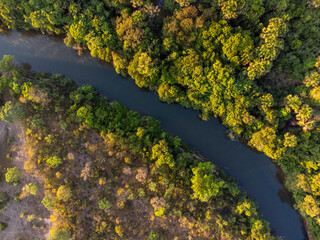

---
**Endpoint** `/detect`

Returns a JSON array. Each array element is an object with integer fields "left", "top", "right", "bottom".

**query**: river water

[{"left": 0, "top": 31, "right": 307, "bottom": 239}]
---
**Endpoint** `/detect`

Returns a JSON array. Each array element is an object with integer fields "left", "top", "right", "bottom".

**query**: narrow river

[{"left": 0, "top": 31, "right": 307, "bottom": 239}]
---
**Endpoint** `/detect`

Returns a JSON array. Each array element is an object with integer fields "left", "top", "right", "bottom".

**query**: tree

[
  {"left": 151, "top": 140, "right": 175, "bottom": 168},
  {"left": 99, "top": 199, "right": 111, "bottom": 210},
  {"left": 283, "top": 133, "right": 297, "bottom": 148},
  {"left": 249, "top": 127, "right": 283, "bottom": 159},
  {"left": 56, "top": 185, "right": 72, "bottom": 202},
  {"left": 46, "top": 156, "right": 62, "bottom": 167},
  {"left": 300, "top": 195, "right": 320, "bottom": 218},
  {"left": 42, "top": 195, "right": 54, "bottom": 210},
  {"left": 0, "top": 101, "right": 25, "bottom": 123},
  {"left": 236, "top": 200, "right": 257, "bottom": 217},
  {"left": 128, "top": 51, "right": 159, "bottom": 88},
  {"left": 115, "top": 9, "right": 147, "bottom": 50},
  {"left": 217, "top": 0, "right": 264, "bottom": 21},
  {"left": 222, "top": 32, "right": 254, "bottom": 66},
  {"left": 247, "top": 18, "right": 287, "bottom": 80},
  {"left": 20, "top": 183, "right": 38, "bottom": 199},
  {"left": 5, "top": 167, "right": 21, "bottom": 185},
  {"left": 296, "top": 104, "right": 314, "bottom": 131},
  {"left": 147, "top": 230, "right": 160, "bottom": 240},
  {"left": 47, "top": 229, "right": 71, "bottom": 240},
  {"left": 0, "top": 55, "right": 14, "bottom": 71},
  {"left": 23, "top": 183, "right": 38, "bottom": 195},
  {"left": 191, "top": 162, "right": 224, "bottom": 202},
  {"left": 310, "top": 86, "right": 320, "bottom": 102},
  {"left": 304, "top": 71, "right": 320, "bottom": 88},
  {"left": 250, "top": 220, "right": 272, "bottom": 240},
  {"left": 311, "top": 0, "right": 320, "bottom": 7},
  {"left": 157, "top": 83, "right": 182, "bottom": 103}
]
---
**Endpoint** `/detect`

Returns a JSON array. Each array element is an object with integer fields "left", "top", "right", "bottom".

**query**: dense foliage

[
  {"left": 0, "top": 0, "right": 320, "bottom": 237},
  {"left": 0, "top": 57, "right": 274, "bottom": 239}
]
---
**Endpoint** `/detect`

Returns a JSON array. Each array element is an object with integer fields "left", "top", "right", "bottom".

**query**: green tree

[
  {"left": 46, "top": 156, "right": 62, "bottom": 167},
  {"left": 56, "top": 185, "right": 72, "bottom": 202},
  {"left": 47, "top": 229, "right": 71, "bottom": 240},
  {"left": 0, "top": 101, "right": 25, "bottom": 123},
  {"left": 191, "top": 162, "right": 224, "bottom": 202},
  {"left": 0, "top": 55, "right": 14, "bottom": 71},
  {"left": 42, "top": 195, "right": 54, "bottom": 210},
  {"left": 249, "top": 127, "right": 283, "bottom": 159},
  {"left": 300, "top": 195, "right": 320, "bottom": 218},
  {"left": 22, "top": 183, "right": 38, "bottom": 195},
  {"left": 128, "top": 51, "right": 159, "bottom": 88},
  {"left": 99, "top": 199, "right": 111, "bottom": 210},
  {"left": 151, "top": 140, "right": 175, "bottom": 168},
  {"left": 5, "top": 167, "right": 21, "bottom": 185}
]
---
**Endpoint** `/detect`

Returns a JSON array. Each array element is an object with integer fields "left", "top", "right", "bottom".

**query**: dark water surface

[{"left": 0, "top": 31, "right": 307, "bottom": 239}]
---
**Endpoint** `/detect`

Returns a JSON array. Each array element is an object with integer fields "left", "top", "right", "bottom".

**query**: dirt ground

[{"left": 0, "top": 120, "right": 51, "bottom": 240}]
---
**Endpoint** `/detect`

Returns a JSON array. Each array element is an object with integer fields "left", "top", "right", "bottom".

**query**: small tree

[{"left": 5, "top": 167, "right": 21, "bottom": 185}]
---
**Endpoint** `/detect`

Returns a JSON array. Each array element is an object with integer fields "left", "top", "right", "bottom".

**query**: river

[{"left": 0, "top": 30, "right": 307, "bottom": 239}]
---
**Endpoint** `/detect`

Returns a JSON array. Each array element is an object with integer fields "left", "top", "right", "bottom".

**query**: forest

[
  {"left": 0, "top": 56, "right": 274, "bottom": 239},
  {"left": 0, "top": 0, "right": 320, "bottom": 238}
]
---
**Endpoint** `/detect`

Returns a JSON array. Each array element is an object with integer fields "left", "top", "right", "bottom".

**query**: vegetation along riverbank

[
  {"left": 0, "top": 56, "right": 275, "bottom": 239},
  {"left": 1, "top": 0, "right": 320, "bottom": 237}
]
